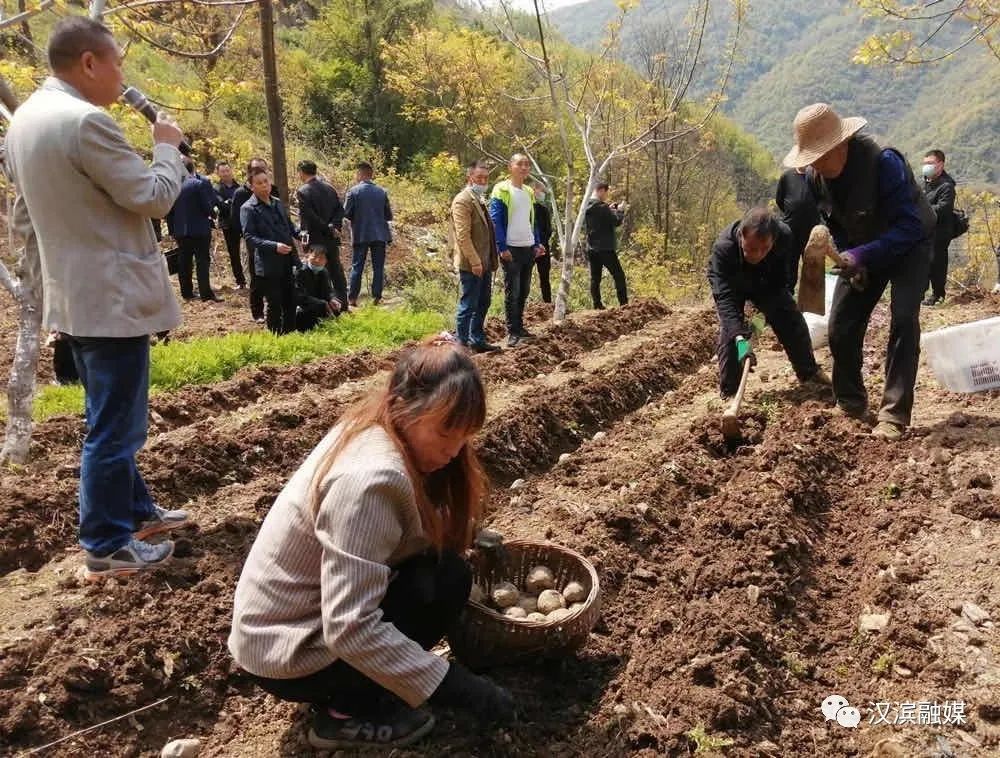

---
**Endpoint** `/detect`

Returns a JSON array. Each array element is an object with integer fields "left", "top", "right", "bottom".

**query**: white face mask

[
  {"left": 535, "top": 192, "right": 545, "bottom": 202},
  {"left": 470, "top": 184, "right": 488, "bottom": 195}
]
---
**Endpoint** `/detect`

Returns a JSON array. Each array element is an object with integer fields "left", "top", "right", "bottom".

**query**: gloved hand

[
  {"left": 833, "top": 250, "right": 862, "bottom": 278},
  {"left": 734, "top": 335, "right": 756, "bottom": 368},
  {"left": 832, "top": 250, "right": 869, "bottom": 291},
  {"left": 472, "top": 528, "right": 510, "bottom": 582},
  {"left": 431, "top": 662, "right": 515, "bottom": 724}
]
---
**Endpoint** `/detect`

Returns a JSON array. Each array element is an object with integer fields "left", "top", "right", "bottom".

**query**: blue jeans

[
  {"left": 67, "top": 335, "right": 156, "bottom": 556},
  {"left": 456, "top": 268, "right": 493, "bottom": 346},
  {"left": 349, "top": 241, "right": 387, "bottom": 301}
]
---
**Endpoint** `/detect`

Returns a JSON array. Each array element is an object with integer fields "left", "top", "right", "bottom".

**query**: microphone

[{"left": 120, "top": 86, "right": 192, "bottom": 156}]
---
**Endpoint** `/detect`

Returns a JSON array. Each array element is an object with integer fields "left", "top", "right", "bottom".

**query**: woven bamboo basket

[{"left": 448, "top": 540, "right": 601, "bottom": 670}]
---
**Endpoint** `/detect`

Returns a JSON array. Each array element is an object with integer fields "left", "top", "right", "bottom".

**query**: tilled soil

[{"left": 1, "top": 296, "right": 998, "bottom": 758}]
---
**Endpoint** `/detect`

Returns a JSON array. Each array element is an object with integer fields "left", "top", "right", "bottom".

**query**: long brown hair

[{"left": 310, "top": 336, "right": 488, "bottom": 552}]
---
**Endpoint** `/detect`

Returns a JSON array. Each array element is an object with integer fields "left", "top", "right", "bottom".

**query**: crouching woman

[{"left": 228, "top": 335, "right": 514, "bottom": 749}]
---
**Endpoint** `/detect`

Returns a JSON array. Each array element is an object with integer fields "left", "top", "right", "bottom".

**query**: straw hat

[{"left": 783, "top": 103, "right": 867, "bottom": 168}]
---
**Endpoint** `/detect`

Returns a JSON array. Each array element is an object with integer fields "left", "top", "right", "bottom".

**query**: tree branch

[
  {"left": 103, "top": 0, "right": 257, "bottom": 15},
  {"left": 0, "top": 0, "right": 55, "bottom": 32},
  {"left": 115, "top": 6, "right": 247, "bottom": 59}
]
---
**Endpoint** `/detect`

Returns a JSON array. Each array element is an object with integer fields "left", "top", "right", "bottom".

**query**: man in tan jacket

[
  {"left": 6, "top": 17, "right": 192, "bottom": 579},
  {"left": 450, "top": 160, "right": 500, "bottom": 353}
]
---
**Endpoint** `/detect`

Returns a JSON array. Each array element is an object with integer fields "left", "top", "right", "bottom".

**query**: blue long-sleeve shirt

[{"left": 833, "top": 150, "right": 927, "bottom": 268}]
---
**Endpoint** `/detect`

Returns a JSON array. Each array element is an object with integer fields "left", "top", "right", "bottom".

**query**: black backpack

[{"left": 952, "top": 208, "right": 969, "bottom": 239}]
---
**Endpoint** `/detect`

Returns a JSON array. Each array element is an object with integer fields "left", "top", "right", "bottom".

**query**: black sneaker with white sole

[
  {"left": 134, "top": 505, "right": 190, "bottom": 540},
  {"left": 308, "top": 703, "right": 435, "bottom": 750},
  {"left": 85, "top": 537, "right": 174, "bottom": 581}
]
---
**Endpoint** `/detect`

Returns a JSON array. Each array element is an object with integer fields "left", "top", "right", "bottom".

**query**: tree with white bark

[{"left": 0, "top": 144, "right": 42, "bottom": 465}]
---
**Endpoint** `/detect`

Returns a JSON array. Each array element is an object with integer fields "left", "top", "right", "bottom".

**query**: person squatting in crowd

[
  {"left": 229, "top": 335, "right": 515, "bottom": 750},
  {"left": 295, "top": 244, "right": 343, "bottom": 332}
]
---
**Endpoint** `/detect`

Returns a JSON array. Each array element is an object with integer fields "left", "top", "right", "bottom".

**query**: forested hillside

[{"left": 551, "top": 0, "right": 1000, "bottom": 185}]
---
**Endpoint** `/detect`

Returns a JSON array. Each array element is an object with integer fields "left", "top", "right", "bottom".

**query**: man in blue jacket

[
  {"left": 241, "top": 167, "right": 301, "bottom": 334},
  {"left": 785, "top": 103, "right": 935, "bottom": 441},
  {"left": 167, "top": 157, "right": 221, "bottom": 302},
  {"left": 489, "top": 154, "right": 544, "bottom": 347},
  {"left": 344, "top": 161, "right": 393, "bottom": 306}
]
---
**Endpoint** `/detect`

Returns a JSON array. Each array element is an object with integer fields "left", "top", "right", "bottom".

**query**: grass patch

[
  {"left": 686, "top": 724, "right": 735, "bottom": 754},
  {"left": 20, "top": 306, "right": 445, "bottom": 421},
  {"left": 872, "top": 649, "right": 896, "bottom": 676},
  {"left": 782, "top": 652, "right": 810, "bottom": 679}
]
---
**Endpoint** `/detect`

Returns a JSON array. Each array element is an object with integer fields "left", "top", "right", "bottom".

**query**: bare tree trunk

[
  {"left": 259, "top": 0, "right": 288, "bottom": 202},
  {"left": 0, "top": 264, "right": 42, "bottom": 465},
  {"left": 0, "top": 72, "right": 41, "bottom": 465}
]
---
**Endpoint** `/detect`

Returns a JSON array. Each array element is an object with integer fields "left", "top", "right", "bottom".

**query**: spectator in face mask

[
  {"left": 296, "top": 245, "right": 342, "bottom": 332},
  {"left": 450, "top": 160, "right": 500, "bottom": 353},
  {"left": 920, "top": 149, "right": 956, "bottom": 306},
  {"left": 531, "top": 180, "right": 554, "bottom": 303}
]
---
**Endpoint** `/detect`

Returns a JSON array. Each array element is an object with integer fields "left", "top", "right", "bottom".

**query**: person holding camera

[
  {"left": 5, "top": 16, "right": 192, "bottom": 578},
  {"left": 584, "top": 182, "right": 629, "bottom": 310}
]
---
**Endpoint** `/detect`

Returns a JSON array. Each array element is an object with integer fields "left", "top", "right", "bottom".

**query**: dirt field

[{"left": 1, "top": 292, "right": 998, "bottom": 758}]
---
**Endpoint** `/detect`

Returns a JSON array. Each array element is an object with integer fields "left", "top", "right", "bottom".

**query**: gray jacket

[{"left": 6, "top": 77, "right": 185, "bottom": 337}]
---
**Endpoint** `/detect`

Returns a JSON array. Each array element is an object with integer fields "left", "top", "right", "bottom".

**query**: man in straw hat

[{"left": 785, "top": 103, "right": 935, "bottom": 441}]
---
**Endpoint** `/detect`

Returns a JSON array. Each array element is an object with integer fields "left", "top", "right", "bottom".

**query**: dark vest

[{"left": 811, "top": 135, "right": 935, "bottom": 249}]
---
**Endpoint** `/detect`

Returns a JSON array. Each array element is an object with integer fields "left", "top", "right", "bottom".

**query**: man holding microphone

[{"left": 6, "top": 16, "right": 192, "bottom": 579}]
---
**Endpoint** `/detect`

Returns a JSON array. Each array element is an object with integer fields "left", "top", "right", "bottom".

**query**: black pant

[
  {"left": 829, "top": 240, "right": 931, "bottom": 426},
  {"left": 249, "top": 551, "right": 471, "bottom": 713},
  {"left": 53, "top": 338, "right": 79, "bottom": 384},
  {"left": 502, "top": 245, "right": 535, "bottom": 335},
  {"left": 296, "top": 303, "right": 329, "bottom": 332},
  {"left": 177, "top": 235, "right": 215, "bottom": 300},
  {"left": 222, "top": 226, "right": 246, "bottom": 287},
  {"left": 247, "top": 244, "right": 265, "bottom": 321},
  {"left": 588, "top": 249, "right": 628, "bottom": 308},
  {"left": 260, "top": 273, "right": 296, "bottom": 335},
  {"left": 926, "top": 242, "right": 949, "bottom": 300},
  {"left": 319, "top": 238, "right": 350, "bottom": 311},
  {"left": 535, "top": 253, "right": 552, "bottom": 303},
  {"left": 716, "top": 288, "right": 818, "bottom": 397}
]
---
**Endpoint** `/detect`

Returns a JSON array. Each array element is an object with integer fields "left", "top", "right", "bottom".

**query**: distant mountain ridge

[{"left": 550, "top": 0, "right": 999, "bottom": 186}]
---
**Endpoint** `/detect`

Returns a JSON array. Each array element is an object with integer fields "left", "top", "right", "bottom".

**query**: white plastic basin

[{"left": 921, "top": 316, "right": 1000, "bottom": 393}]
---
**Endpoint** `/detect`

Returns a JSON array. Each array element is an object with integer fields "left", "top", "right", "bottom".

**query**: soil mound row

[{"left": 0, "top": 302, "right": 667, "bottom": 576}]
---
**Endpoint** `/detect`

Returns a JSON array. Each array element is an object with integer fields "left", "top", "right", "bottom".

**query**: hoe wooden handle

[{"left": 723, "top": 357, "right": 752, "bottom": 423}]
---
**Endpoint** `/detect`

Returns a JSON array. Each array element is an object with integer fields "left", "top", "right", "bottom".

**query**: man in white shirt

[{"left": 488, "top": 154, "right": 545, "bottom": 347}]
